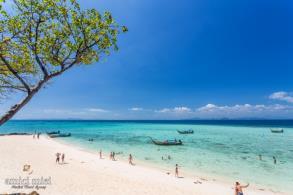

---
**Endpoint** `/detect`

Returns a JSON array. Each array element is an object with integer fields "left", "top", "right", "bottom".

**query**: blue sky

[{"left": 0, "top": 0, "right": 292, "bottom": 119}]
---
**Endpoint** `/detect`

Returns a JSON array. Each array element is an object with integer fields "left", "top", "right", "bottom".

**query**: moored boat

[
  {"left": 49, "top": 133, "right": 71, "bottom": 138},
  {"left": 149, "top": 137, "right": 182, "bottom": 146},
  {"left": 47, "top": 130, "right": 60, "bottom": 135},
  {"left": 177, "top": 129, "right": 194, "bottom": 134},
  {"left": 270, "top": 128, "right": 284, "bottom": 133}
]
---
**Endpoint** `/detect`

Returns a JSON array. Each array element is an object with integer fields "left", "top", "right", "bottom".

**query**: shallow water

[{"left": 1, "top": 120, "right": 293, "bottom": 193}]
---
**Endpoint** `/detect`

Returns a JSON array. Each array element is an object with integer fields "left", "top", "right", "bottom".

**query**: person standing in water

[
  {"left": 235, "top": 182, "right": 249, "bottom": 195},
  {"left": 175, "top": 164, "right": 179, "bottom": 178},
  {"left": 273, "top": 156, "right": 277, "bottom": 164}
]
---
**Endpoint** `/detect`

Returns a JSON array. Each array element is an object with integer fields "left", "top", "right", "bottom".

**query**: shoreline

[
  {"left": 56, "top": 137, "right": 286, "bottom": 194},
  {"left": 0, "top": 135, "right": 289, "bottom": 195}
]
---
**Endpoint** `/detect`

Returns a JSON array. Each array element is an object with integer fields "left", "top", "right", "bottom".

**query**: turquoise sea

[{"left": 1, "top": 120, "right": 293, "bottom": 193}]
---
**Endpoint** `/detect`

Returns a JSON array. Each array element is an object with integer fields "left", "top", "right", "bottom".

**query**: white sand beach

[{"left": 0, "top": 135, "right": 286, "bottom": 195}]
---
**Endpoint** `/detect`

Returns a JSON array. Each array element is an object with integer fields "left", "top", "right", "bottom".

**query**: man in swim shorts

[{"left": 235, "top": 182, "right": 249, "bottom": 195}]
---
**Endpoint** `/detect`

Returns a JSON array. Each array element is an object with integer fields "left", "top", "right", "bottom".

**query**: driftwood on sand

[{"left": 1, "top": 191, "right": 39, "bottom": 195}]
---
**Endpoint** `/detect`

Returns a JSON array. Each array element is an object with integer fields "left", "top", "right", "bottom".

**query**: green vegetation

[{"left": 0, "top": 0, "right": 127, "bottom": 125}]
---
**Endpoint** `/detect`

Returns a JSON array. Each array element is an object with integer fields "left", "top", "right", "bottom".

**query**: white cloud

[
  {"left": 197, "top": 104, "right": 217, "bottom": 111},
  {"left": 269, "top": 91, "right": 293, "bottom": 103},
  {"left": 156, "top": 108, "right": 171, "bottom": 113},
  {"left": 156, "top": 106, "right": 191, "bottom": 113},
  {"left": 197, "top": 103, "right": 290, "bottom": 113},
  {"left": 129, "top": 107, "right": 143, "bottom": 111},
  {"left": 174, "top": 107, "right": 191, "bottom": 112},
  {"left": 86, "top": 108, "right": 109, "bottom": 112}
]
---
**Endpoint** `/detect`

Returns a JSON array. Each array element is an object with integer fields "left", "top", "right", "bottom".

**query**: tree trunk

[{"left": 0, "top": 81, "right": 45, "bottom": 126}]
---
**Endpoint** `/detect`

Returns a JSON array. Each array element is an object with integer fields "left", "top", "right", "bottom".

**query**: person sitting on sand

[
  {"left": 175, "top": 164, "right": 179, "bottom": 177},
  {"left": 61, "top": 153, "right": 65, "bottom": 164},
  {"left": 56, "top": 153, "right": 61, "bottom": 164},
  {"left": 129, "top": 154, "right": 134, "bottom": 165},
  {"left": 235, "top": 182, "right": 249, "bottom": 195}
]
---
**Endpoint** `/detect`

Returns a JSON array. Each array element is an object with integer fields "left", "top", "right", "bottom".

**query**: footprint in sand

[{"left": 193, "top": 180, "right": 202, "bottom": 184}]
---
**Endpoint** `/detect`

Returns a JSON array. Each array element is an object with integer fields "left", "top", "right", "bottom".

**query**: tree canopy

[{"left": 0, "top": 0, "right": 127, "bottom": 125}]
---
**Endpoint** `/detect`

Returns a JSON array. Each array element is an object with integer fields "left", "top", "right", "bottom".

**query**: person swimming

[{"left": 235, "top": 182, "right": 249, "bottom": 195}]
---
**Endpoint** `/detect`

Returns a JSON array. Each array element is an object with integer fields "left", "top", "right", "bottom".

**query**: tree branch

[
  {"left": 34, "top": 18, "right": 48, "bottom": 78},
  {"left": 0, "top": 78, "right": 46, "bottom": 125},
  {"left": 0, "top": 54, "right": 31, "bottom": 93}
]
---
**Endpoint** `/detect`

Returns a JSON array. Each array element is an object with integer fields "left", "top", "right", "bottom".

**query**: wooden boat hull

[
  {"left": 49, "top": 133, "right": 71, "bottom": 138},
  {"left": 149, "top": 137, "right": 182, "bottom": 146},
  {"left": 270, "top": 129, "right": 284, "bottom": 133},
  {"left": 47, "top": 131, "right": 60, "bottom": 135},
  {"left": 177, "top": 130, "right": 194, "bottom": 134}
]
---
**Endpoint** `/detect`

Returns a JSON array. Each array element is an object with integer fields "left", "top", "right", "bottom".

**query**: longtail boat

[
  {"left": 46, "top": 131, "right": 60, "bottom": 135},
  {"left": 149, "top": 137, "right": 182, "bottom": 146},
  {"left": 49, "top": 133, "right": 71, "bottom": 138},
  {"left": 177, "top": 129, "right": 194, "bottom": 134},
  {"left": 270, "top": 129, "right": 284, "bottom": 133}
]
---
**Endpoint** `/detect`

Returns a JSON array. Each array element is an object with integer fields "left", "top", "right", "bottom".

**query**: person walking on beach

[
  {"left": 235, "top": 182, "right": 249, "bottom": 195},
  {"left": 56, "top": 153, "right": 61, "bottom": 164},
  {"left": 175, "top": 164, "right": 179, "bottom": 178},
  {"left": 61, "top": 153, "right": 65, "bottom": 164},
  {"left": 129, "top": 154, "right": 134, "bottom": 165},
  {"left": 273, "top": 156, "right": 277, "bottom": 164},
  {"left": 110, "top": 152, "right": 113, "bottom": 160},
  {"left": 112, "top": 152, "right": 116, "bottom": 161},
  {"left": 99, "top": 149, "right": 102, "bottom": 159}
]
